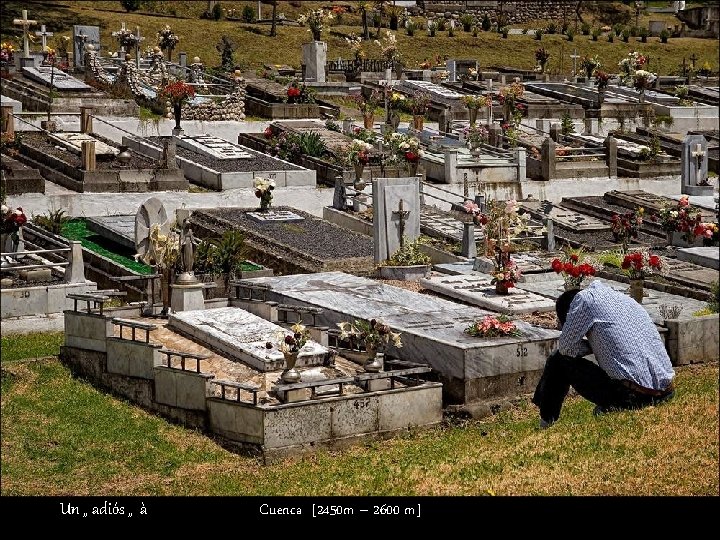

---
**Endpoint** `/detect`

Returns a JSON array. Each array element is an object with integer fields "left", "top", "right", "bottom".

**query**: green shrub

[
  {"left": 561, "top": 112, "right": 575, "bottom": 135},
  {"left": 436, "top": 18, "right": 447, "bottom": 31},
  {"left": 546, "top": 22, "right": 557, "bottom": 34},
  {"left": 481, "top": 14, "right": 491, "bottom": 31},
  {"left": 659, "top": 29, "right": 670, "bottom": 43},
  {"left": 592, "top": 28, "right": 601, "bottom": 41},
  {"left": 406, "top": 21, "right": 415, "bottom": 36},
  {"left": 195, "top": 230, "right": 247, "bottom": 276},
  {"left": 386, "top": 238, "right": 431, "bottom": 266},
  {"left": 241, "top": 4, "right": 255, "bottom": 23},
  {"left": 535, "top": 29, "right": 543, "bottom": 40},
  {"left": 566, "top": 29, "right": 575, "bottom": 41},
  {"left": 460, "top": 14, "right": 474, "bottom": 32},
  {"left": 581, "top": 22, "right": 591, "bottom": 35},
  {"left": 212, "top": 2, "right": 222, "bottom": 20},
  {"left": 33, "top": 209, "right": 70, "bottom": 235},
  {"left": 296, "top": 132, "right": 327, "bottom": 157},
  {"left": 622, "top": 29, "right": 630, "bottom": 42},
  {"left": 639, "top": 27, "right": 649, "bottom": 42}
]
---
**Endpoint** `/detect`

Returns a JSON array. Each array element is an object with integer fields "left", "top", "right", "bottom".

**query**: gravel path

[{"left": 147, "top": 136, "right": 303, "bottom": 172}]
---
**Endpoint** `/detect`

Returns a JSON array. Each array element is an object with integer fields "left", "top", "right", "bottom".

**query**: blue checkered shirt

[{"left": 558, "top": 281, "right": 675, "bottom": 391}]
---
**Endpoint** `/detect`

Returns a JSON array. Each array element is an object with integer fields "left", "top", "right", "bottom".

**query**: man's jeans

[{"left": 532, "top": 351, "right": 675, "bottom": 423}]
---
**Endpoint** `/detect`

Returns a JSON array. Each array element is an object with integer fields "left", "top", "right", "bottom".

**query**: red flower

[
  {"left": 621, "top": 257, "right": 631, "bottom": 270},
  {"left": 405, "top": 151, "right": 420, "bottom": 163},
  {"left": 287, "top": 86, "right": 301, "bottom": 98},
  {"left": 678, "top": 197, "right": 689, "bottom": 207},
  {"left": 569, "top": 266, "right": 581, "bottom": 278},
  {"left": 570, "top": 254, "right": 579, "bottom": 263},
  {"left": 648, "top": 255, "right": 661, "bottom": 269},
  {"left": 264, "top": 126, "right": 274, "bottom": 139},
  {"left": 563, "top": 262, "right": 573, "bottom": 273},
  {"left": 551, "top": 258, "right": 563, "bottom": 272}
]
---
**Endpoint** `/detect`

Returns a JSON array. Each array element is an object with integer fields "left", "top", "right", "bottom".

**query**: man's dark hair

[{"left": 556, "top": 289, "right": 582, "bottom": 325}]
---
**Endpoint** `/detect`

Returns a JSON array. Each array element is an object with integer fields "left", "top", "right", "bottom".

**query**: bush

[
  {"left": 592, "top": 27, "right": 601, "bottom": 41},
  {"left": 581, "top": 22, "right": 591, "bottom": 35},
  {"left": 195, "top": 230, "right": 247, "bottom": 276},
  {"left": 120, "top": 0, "right": 141, "bottom": 13},
  {"left": 613, "top": 23, "right": 623, "bottom": 36},
  {"left": 241, "top": 5, "right": 255, "bottom": 23},
  {"left": 296, "top": 132, "right": 326, "bottom": 157},
  {"left": 561, "top": 112, "right": 575, "bottom": 136},
  {"left": 460, "top": 14, "right": 474, "bottom": 32},
  {"left": 660, "top": 29, "right": 670, "bottom": 43},
  {"left": 436, "top": 18, "right": 447, "bottom": 31},
  {"left": 500, "top": 26, "right": 509, "bottom": 38},
  {"left": 406, "top": 21, "right": 415, "bottom": 36},
  {"left": 481, "top": 14, "right": 491, "bottom": 31},
  {"left": 607, "top": 33, "right": 614, "bottom": 43},
  {"left": 386, "top": 238, "right": 431, "bottom": 266},
  {"left": 560, "top": 22, "right": 569, "bottom": 34},
  {"left": 566, "top": 29, "right": 575, "bottom": 41},
  {"left": 639, "top": 27, "right": 649, "bottom": 42},
  {"left": 621, "top": 29, "right": 630, "bottom": 42},
  {"left": 535, "top": 29, "right": 543, "bottom": 40},
  {"left": 212, "top": 2, "right": 222, "bottom": 20},
  {"left": 33, "top": 209, "right": 70, "bottom": 235},
  {"left": 546, "top": 22, "right": 557, "bottom": 34}
]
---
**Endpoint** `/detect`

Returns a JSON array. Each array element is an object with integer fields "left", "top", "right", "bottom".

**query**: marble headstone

[
  {"left": 302, "top": 41, "right": 326, "bottom": 83},
  {"left": 135, "top": 197, "right": 170, "bottom": 258},
  {"left": 72, "top": 25, "right": 100, "bottom": 68},
  {"left": 681, "top": 134, "right": 712, "bottom": 196},
  {"left": 372, "top": 177, "right": 421, "bottom": 263}
]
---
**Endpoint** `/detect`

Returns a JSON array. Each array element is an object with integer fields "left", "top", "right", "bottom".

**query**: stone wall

[{"left": 417, "top": 1, "right": 582, "bottom": 24}]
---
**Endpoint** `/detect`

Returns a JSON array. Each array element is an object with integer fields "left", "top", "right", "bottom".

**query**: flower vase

[
  {"left": 364, "top": 344, "right": 382, "bottom": 373},
  {"left": 412, "top": 115, "right": 424, "bottom": 131},
  {"left": 173, "top": 103, "right": 182, "bottom": 131},
  {"left": 407, "top": 160, "right": 419, "bottom": 177},
  {"left": 389, "top": 112, "right": 400, "bottom": 130},
  {"left": 564, "top": 282, "right": 581, "bottom": 292},
  {"left": 468, "top": 108, "right": 478, "bottom": 126},
  {"left": 363, "top": 114, "right": 374, "bottom": 129},
  {"left": 629, "top": 279, "right": 644, "bottom": 304},
  {"left": 281, "top": 352, "right": 301, "bottom": 383},
  {"left": 495, "top": 281, "right": 510, "bottom": 295},
  {"left": 312, "top": 30, "right": 322, "bottom": 42},
  {"left": 354, "top": 162, "right": 365, "bottom": 182}
]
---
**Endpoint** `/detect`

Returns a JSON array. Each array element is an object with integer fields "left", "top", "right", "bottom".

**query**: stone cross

[
  {"left": 34, "top": 25, "right": 54, "bottom": 52},
  {"left": 392, "top": 199, "right": 410, "bottom": 247},
  {"left": 569, "top": 48, "right": 580, "bottom": 76},
  {"left": 13, "top": 10, "right": 38, "bottom": 58},
  {"left": 689, "top": 53, "right": 698, "bottom": 69}
]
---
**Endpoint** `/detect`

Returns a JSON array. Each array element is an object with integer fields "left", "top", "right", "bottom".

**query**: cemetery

[{"left": 0, "top": 1, "right": 718, "bottom": 496}]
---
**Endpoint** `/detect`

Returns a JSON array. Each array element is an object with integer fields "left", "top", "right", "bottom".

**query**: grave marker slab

[
  {"left": 73, "top": 25, "right": 100, "bottom": 68},
  {"left": 473, "top": 252, "right": 550, "bottom": 275},
  {"left": 520, "top": 200, "right": 610, "bottom": 232},
  {"left": 175, "top": 134, "right": 253, "bottom": 161},
  {"left": 246, "top": 210, "right": 305, "bottom": 223},
  {"left": 401, "top": 80, "right": 464, "bottom": 100},
  {"left": 675, "top": 247, "right": 719, "bottom": 270},
  {"left": 373, "top": 177, "right": 421, "bottom": 262},
  {"left": 420, "top": 274, "right": 556, "bottom": 314},
  {"left": 169, "top": 307, "right": 328, "bottom": 372},
  {"left": 49, "top": 133, "right": 118, "bottom": 157},
  {"left": 22, "top": 66, "right": 92, "bottom": 90},
  {"left": 86, "top": 215, "right": 135, "bottom": 250}
]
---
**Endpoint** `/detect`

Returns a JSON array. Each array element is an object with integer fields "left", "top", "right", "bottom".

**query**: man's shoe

[{"left": 539, "top": 418, "right": 555, "bottom": 429}]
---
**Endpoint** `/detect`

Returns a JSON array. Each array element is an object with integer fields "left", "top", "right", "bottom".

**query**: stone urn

[
  {"left": 281, "top": 352, "right": 301, "bottom": 383},
  {"left": 407, "top": 160, "right": 419, "bottom": 177},
  {"left": 468, "top": 108, "right": 478, "bottom": 126},
  {"left": 354, "top": 162, "right": 365, "bottom": 182},
  {"left": 364, "top": 344, "right": 382, "bottom": 373}
]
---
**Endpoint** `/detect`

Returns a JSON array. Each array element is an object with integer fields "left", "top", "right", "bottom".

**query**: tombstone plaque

[
  {"left": 681, "top": 135, "right": 712, "bottom": 196},
  {"left": 135, "top": 197, "right": 171, "bottom": 258},
  {"left": 302, "top": 41, "right": 327, "bottom": 83},
  {"left": 73, "top": 25, "right": 100, "bottom": 68},
  {"left": 372, "top": 177, "right": 421, "bottom": 262}
]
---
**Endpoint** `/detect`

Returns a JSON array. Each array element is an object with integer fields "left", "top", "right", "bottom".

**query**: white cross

[
  {"left": 34, "top": 24, "right": 54, "bottom": 51},
  {"left": 569, "top": 48, "right": 580, "bottom": 76},
  {"left": 13, "top": 10, "right": 37, "bottom": 58}
]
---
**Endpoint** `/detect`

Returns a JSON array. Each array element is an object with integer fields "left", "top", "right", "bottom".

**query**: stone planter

[
  {"left": 378, "top": 264, "right": 430, "bottom": 281},
  {"left": 667, "top": 231, "right": 705, "bottom": 248}
]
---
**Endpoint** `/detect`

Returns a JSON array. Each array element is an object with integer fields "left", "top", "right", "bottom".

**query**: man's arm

[{"left": 558, "top": 296, "right": 595, "bottom": 357}]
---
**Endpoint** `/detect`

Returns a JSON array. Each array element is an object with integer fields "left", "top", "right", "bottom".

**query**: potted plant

[
  {"left": 535, "top": 47, "right": 550, "bottom": 74},
  {"left": 397, "top": 133, "right": 423, "bottom": 176},
  {"left": 0, "top": 205, "right": 26, "bottom": 261},
  {"left": 621, "top": 250, "right": 662, "bottom": 304},
  {"left": 461, "top": 95, "right": 490, "bottom": 126},
  {"left": 297, "top": 8, "right": 334, "bottom": 42},
  {"left": 633, "top": 69, "right": 657, "bottom": 102},
  {"left": 610, "top": 206, "right": 644, "bottom": 252},
  {"left": 463, "top": 124, "right": 489, "bottom": 155},
  {"left": 595, "top": 70, "right": 610, "bottom": 104},
  {"left": 275, "top": 321, "right": 311, "bottom": 383},
  {"left": 550, "top": 247, "right": 598, "bottom": 290},
  {"left": 337, "top": 318, "right": 403, "bottom": 372},
  {"left": 654, "top": 195, "right": 714, "bottom": 247},
  {"left": 374, "top": 30, "right": 401, "bottom": 76},
  {"left": 379, "top": 237, "right": 431, "bottom": 281},
  {"left": 408, "top": 90, "right": 430, "bottom": 131},
  {"left": 253, "top": 176, "right": 275, "bottom": 212},
  {"left": 355, "top": 89, "right": 381, "bottom": 129},
  {"left": 156, "top": 25, "right": 180, "bottom": 61},
  {"left": 465, "top": 314, "right": 522, "bottom": 338},
  {"left": 158, "top": 80, "right": 195, "bottom": 133},
  {"left": 345, "top": 139, "right": 373, "bottom": 182},
  {"left": 580, "top": 55, "right": 601, "bottom": 80},
  {"left": 490, "top": 250, "right": 521, "bottom": 295},
  {"left": 387, "top": 91, "right": 406, "bottom": 130}
]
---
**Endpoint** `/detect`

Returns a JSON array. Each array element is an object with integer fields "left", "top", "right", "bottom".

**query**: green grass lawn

[
  {"left": 0, "top": 332, "right": 65, "bottom": 363},
  {"left": 1, "top": 349, "right": 717, "bottom": 496}
]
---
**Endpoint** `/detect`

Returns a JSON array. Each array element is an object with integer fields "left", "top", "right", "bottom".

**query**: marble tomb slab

[
  {"left": 675, "top": 247, "right": 719, "bottom": 270},
  {"left": 22, "top": 66, "right": 92, "bottom": 90},
  {"left": 419, "top": 274, "right": 556, "bottom": 314},
  {"left": 175, "top": 134, "right": 253, "bottom": 161},
  {"left": 169, "top": 307, "right": 328, "bottom": 372},
  {"left": 244, "top": 272, "right": 560, "bottom": 404},
  {"left": 86, "top": 215, "right": 135, "bottom": 250},
  {"left": 49, "top": 132, "right": 119, "bottom": 157}
]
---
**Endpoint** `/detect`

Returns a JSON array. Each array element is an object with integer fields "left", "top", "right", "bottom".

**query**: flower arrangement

[
  {"left": 462, "top": 200, "right": 489, "bottom": 227},
  {"left": 42, "top": 46, "right": 56, "bottom": 63},
  {"left": 654, "top": 195, "right": 708, "bottom": 242},
  {"left": 633, "top": 69, "right": 657, "bottom": 91},
  {"left": 408, "top": 90, "right": 430, "bottom": 116},
  {"left": 157, "top": 25, "right": 180, "bottom": 56},
  {"left": 337, "top": 318, "right": 403, "bottom": 350},
  {"left": 298, "top": 8, "right": 334, "bottom": 41},
  {"left": 535, "top": 47, "right": 550, "bottom": 72},
  {"left": 397, "top": 134, "right": 422, "bottom": 162},
  {"left": 498, "top": 82, "right": 524, "bottom": 105},
  {"left": 253, "top": 176, "right": 275, "bottom": 211},
  {"left": 595, "top": 70, "right": 610, "bottom": 90},
  {"left": 374, "top": 31, "right": 400, "bottom": 63},
  {"left": 135, "top": 223, "right": 180, "bottom": 271},
  {"left": 621, "top": 250, "right": 662, "bottom": 280},
  {"left": 461, "top": 94, "right": 491, "bottom": 110},
  {"left": 465, "top": 314, "right": 521, "bottom": 338},
  {"left": 579, "top": 55, "right": 601, "bottom": 78},
  {"left": 389, "top": 91, "right": 406, "bottom": 110},
  {"left": 611, "top": 206, "right": 643, "bottom": 251},
  {"left": 345, "top": 34, "right": 365, "bottom": 62},
  {"left": 467, "top": 67, "right": 478, "bottom": 80},
  {"left": 463, "top": 125, "right": 489, "bottom": 148},
  {"left": 618, "top": 51, "right": 649, "bottom": 86},
  {"left": 1, "top": 205, "right": 27, "bottom": 236},
  {"left": 355, "top": 89, "right": 382, "bottom": 116},
  {"left": 491, "top": 255, "right": 522, "bottom": 290},
  {"left": 1, "top": 42, "right": 15, "bottom": 64},
  {"left": 550, "top": 247, "right": 597, "bottom": 289},
  {"left": 285, "top": 80, "right": 315, "bottom": 104},
  {"left": 345, "top": 139, "right": 373, "bottom": 166},
  {"left": 158, "top": 80, "right": 195, "bottom": 106},
  {"left": 112, "top": 27, "right": 139, "bottom": 49},
  {"left": 276, "top": 322, "right": 310, "bottom": 355},
  {"left": 385, "top": 237, "right": 431, "bottom": 266}
]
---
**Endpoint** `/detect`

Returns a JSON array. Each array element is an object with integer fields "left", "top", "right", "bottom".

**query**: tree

[
  {"left": 121, "top": 0, "right": 142, "bottom": 12},
  {"left": 216, "top": 35, "right": 235, "bottom": 71},
  {"left": 270, "top": 1, "right": 278, "bottom": 37}
]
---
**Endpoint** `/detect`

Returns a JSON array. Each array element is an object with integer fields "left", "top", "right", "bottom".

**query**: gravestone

[
  {"left": 446, "top": 59, "right": 478, "bottom": 83},
  {"left": 73, "top": 25, "right": 100, "bottom": 68},
  {"left": 302, "top": 41, "right": 327, "bottom": 83},
  {"left": 50, "top": 133, "right": 118, "bottom": 157},
  {"left": 372, "top": 176, "right": 421, "bottom": 263},
  {"left": 402, "top": 79, "right": 464, "bottom": 100},
  {"left": 681, "top": 135, "right": 712, "bottom": 196},
  {"left": 22, "top": 66, "right": 92, "bottom": 90},
  {"left": 175, "top": 134, "right": 252, "bottom": 160},
  {"left": 135, "top": 197, "right": 171, "bottom": 258}
]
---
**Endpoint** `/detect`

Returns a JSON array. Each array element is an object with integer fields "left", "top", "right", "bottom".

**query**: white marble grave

[
  {"left": 403, "top": 80, "right": 464, "bottom": 100},
  {"left": 676, "top": 247, "right": 719, "bottom": 270},
  {"left": 22, "top": 66, "right": 91, "bottom": 90},
  {"left": 175, "top": 134, "right": 252, "bottom": 161},
  {"left": 169, "top": 307, "right": 328, "bottom": 372},
  {"left": 420, "top": 274, "right": 555, "bottom": 314},
  {"left": 50, "top": 133, "right": 118, "bottom": 157},
  {"left": 246, "top": 210, "right": 305, "bottom": 223}
]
